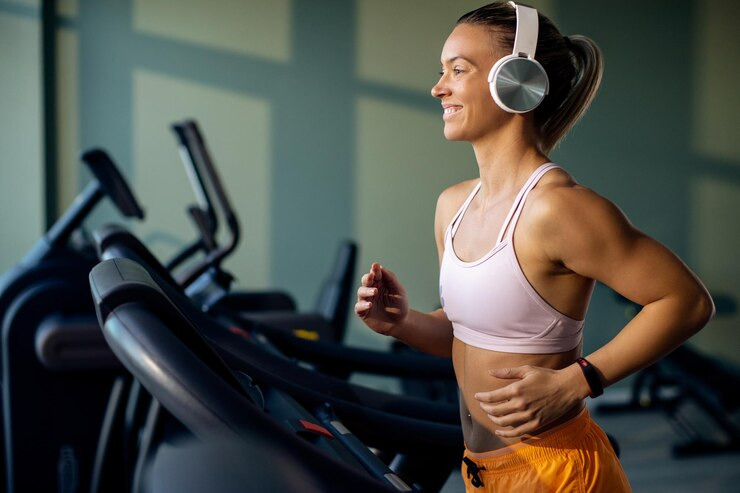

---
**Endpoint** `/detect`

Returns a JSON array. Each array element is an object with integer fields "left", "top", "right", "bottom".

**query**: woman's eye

[{"left": 438, "top": 68, "right": 465, "bottom": 77}]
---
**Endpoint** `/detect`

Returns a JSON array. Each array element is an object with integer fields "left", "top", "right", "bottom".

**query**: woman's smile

[{"left": 442, "top": 104, "right": 463, "bottom": 121}]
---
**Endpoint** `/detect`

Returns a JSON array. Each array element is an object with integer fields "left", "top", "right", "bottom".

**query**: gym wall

[
  {"left": 1, "top": 0, "right": 738, "bottom": 371},
  {"left": 0, "top": 1, "right": 44, "bottom": 275}
]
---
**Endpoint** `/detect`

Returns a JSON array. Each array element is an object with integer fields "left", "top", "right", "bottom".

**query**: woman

[{"left": 355, "top": 2, "right": 714, "bottom": 492}]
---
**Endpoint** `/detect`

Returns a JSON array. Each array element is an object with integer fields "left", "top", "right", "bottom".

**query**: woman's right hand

[{"left": 354, "top": 262, "right": 409, "bottom": 336}]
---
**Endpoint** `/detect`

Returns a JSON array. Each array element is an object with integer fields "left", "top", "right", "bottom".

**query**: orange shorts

[{"left": 461, "top": 408, "right": 631, "bottom": 492}]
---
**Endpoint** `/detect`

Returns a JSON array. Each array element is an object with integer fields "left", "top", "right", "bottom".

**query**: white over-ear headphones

[{"left": 487, "top": 1, "right": 549, "bottom": 113}]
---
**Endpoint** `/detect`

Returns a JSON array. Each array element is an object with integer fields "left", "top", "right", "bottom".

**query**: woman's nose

[{"left": 431, "top": 77, "right": 448, "bottom": 99}]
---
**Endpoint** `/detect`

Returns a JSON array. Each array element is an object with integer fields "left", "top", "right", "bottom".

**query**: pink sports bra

[{"left": 439, "top": 163, "right": 587, "bottom": 354}]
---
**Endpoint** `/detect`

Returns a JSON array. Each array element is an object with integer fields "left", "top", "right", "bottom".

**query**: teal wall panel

[{"left": 0, "top": 6, "right": 44, "bottom": 273}]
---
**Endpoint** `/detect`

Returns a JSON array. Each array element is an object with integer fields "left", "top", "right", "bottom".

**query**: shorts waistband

[{"left": 464, "top": 407, "right": 591, "bottom": 471}]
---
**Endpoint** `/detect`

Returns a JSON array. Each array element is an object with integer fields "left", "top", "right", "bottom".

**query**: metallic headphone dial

[{"left": 493, "top": 57, "right": 549, "bottom": 113}]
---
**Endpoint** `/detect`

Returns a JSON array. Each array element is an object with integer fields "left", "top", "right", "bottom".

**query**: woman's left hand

[{"left": 474, "top": 364, "right": 588, "bottom": 438}]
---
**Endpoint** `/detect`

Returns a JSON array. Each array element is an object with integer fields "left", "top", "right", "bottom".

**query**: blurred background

[
  {"left": 2, "top": 0, "right": 739, "bottom": 490},
  {"left": 1, "top": 0, "right": 739, "bottom": 486}
]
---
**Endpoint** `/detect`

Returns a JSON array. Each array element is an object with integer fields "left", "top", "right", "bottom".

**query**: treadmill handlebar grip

[{"left": 81, "top": 148, "right": 145, "bottom": 220}]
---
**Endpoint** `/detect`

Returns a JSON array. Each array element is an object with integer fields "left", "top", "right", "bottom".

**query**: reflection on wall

[
  {"left": 57, "top": 0, "right": 77, "bottom": 18},
  {"left": 692, "top": 0, "right": 740, "bottom": 163},
  {"left": 133, "top": 0, "right": 292, "bottom": 62},
  {"left": 356, "top": 0, "right": 554, "bottom": 92},
  {"left": 132, "top": 69, "right": 272, "bottom": 288},
  {"left": 356, "top": 0, "right": 484, "bottom": 92},
  {"left": 690, "top": 177, "right": 740, "bottom": 362},
  {"left": 0, "top": 11, "right": 43, "bottom": 272},
  {"left": 688, "top": 0, "right": 740, "bottom": 363}
]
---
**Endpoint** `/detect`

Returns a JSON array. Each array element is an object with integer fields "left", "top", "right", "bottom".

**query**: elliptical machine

[
  {"left": 0, "top": 149, "right": 144, "bottom": 492},
  {"left": 169, "top": 120, "right": 357, "bottom": 342}
]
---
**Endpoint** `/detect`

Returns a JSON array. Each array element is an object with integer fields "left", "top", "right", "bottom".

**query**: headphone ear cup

[
  {"left": 488, "top": 55, "right": 516, "bottom": 112},
  {"left": 488, "top": 56, "right": 549, "bottom": 114}
]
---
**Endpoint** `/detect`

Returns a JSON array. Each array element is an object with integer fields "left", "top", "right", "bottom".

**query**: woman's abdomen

[{"left": 452, "top": 337, "right": 583, "bottom": 452}]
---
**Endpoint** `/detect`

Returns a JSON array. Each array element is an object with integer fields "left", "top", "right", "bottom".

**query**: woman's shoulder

[
  {"left": 530, "top": 167, "right": 611, "bottom": 214},
  {"left": 526, "top": 168, "right": 631, "bottom": 240},
  {"left": 434, "top": 178, "right": 479, "bottom": 238},
  {"left": 436, "top": 178, "right": 479, "bottom": 214}
]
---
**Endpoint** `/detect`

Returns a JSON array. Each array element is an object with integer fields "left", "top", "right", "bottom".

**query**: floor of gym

[{"left": 439, "top": 387, "right": 740, "bottom": 492}]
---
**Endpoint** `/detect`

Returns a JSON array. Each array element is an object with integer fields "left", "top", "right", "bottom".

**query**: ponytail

[{"left": 538, "top": 35, "right": 603, "bottom": 152}]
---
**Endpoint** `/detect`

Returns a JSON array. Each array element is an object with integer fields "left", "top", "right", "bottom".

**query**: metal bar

[{"left": 41, "top": 0, "right": 58, "bottom": 228}]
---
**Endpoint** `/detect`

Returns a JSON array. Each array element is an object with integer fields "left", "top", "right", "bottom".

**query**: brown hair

[{"left": 457, "top": 2, "right": 603, "bottom": 152}]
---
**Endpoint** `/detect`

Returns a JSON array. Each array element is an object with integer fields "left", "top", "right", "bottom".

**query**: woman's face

[{"left": 431, "top": 23, "right": 507, "bottom": 142}]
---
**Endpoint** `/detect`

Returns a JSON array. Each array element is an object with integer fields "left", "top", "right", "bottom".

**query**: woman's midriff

[{"left": 452, "top": 336, "right": 584, "bottom": 453}]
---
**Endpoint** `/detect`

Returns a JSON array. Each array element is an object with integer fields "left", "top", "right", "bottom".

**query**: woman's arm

[
  {"left": 476, "top": 185, "right": 715, "bottom": 437},
  {"left": 550, "top": 186, "right": 714, "bottom": 384},
  {"left": 354, "top": 182, "right": 475, "bottom": 357},
  {"left": 355, "top": 263, "right": 454, "bottom": 357},
  {"left": 388, "top": 307, "right": 454, "bottom": 357}
]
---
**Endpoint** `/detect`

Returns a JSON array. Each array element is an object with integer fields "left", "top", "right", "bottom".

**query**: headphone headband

[
  {"left": 510, "top": 2, "right": 539, "bottom": 59},
  {"left": 487, "top": 2, "right": 549, "bottom": 113}
]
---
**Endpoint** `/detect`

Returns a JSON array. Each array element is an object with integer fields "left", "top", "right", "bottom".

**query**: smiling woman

[
  {"left": 356, "top": 2, "right": 714, "bottom": 492},
  {"left": 432, "top": 6, "right": 600, "bottom": 153}
]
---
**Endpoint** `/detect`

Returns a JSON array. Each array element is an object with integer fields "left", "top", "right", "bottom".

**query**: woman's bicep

[
  {"left": 574, "top": 232, "right": 701, "bottom": 306},
  {"left": 551, "top": 190, "right": 707, "bottom": 307}
]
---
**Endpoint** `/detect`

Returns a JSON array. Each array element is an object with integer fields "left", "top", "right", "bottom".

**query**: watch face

[{"left": 495, "top": 57, "right": 548, "bottom": 112}]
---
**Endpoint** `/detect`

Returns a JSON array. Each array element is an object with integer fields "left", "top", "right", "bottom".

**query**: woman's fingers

[
  {"left": 357, "top": 264, "right": 381, "bottom": 321},
  {"left": 479, "top": 398, "right": 521, "bottom": 417},
  {"left": 356, "top": 263, "right": 394, "bottom": 322},
  {"left": 354, "top": 300, "right": 372, "bottom": 316},
  {"left": 371, "top": 262, "right": 382, "bottom": 282},
  {"left": 361, "top": 263, "right": 382, "bottom": 287},
  {"left": 487, "top": 410, "right": 525, "bottom": 427},
  {"left": 493, "top": 419, "right": 539, "bottom": 438},
  {"left": 356, "top": 286, "right": 377, "bottom": 300}
]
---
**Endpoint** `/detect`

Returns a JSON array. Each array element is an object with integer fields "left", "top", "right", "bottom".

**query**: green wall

[
  {"left": 1, "top": 0, "right": 738, "bottom": 367},
  {"left": 0, "top": 2, "right": 43, "bottom": 272}
]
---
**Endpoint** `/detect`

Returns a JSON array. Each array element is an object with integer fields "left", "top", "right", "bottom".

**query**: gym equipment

[
  {"left": 89, "top": 257, "right": 403, "bottom": 492},
  {"left": 94, "top": 224, "right": 455, "bottom": 382},
  {"left": 170, "top": 119, "right": 297, "bottom": 313},
  {"left": 597, "top": 292, "right": 740, "bottom": 457},
  {"left": 168, "top": 120, "right": 240, "bottom": 290},
  {"left": 488, "top": 2, "right": 549, "bottom": 113},
  {"left": 90, "top": 257, "right": 463, "bottom": 491},
  {"left": 93, "top": 224, "right": 460, "bottom": 492},
  {"left": 0, "top": 149, "right": 143, "bottom": 492},
  {"left": 169, "top": 120, "right": 362, "bottom": 343}
]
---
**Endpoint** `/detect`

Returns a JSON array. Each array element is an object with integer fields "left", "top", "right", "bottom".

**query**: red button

[{"left": 298, "top": 420, "right": 333, "bottom": 439}]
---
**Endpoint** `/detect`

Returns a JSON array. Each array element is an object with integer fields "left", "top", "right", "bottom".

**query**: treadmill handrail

[
  {"left": 172, "top": 120, "right": 240, "bottom": 287},
  {"left": 171, "top": 123, "right": 218, "bottom": 238}
]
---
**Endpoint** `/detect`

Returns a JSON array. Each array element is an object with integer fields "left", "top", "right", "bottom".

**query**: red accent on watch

[{"left": 575, "top": 357, "right": 603, "bottom": 398}]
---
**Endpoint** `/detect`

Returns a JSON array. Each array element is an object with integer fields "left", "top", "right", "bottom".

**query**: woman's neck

[{"left": 471, "top": 122, "right": 549, "bottom": 201}]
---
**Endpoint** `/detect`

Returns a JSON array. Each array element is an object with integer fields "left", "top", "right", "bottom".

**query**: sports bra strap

[
  {"left": 448, "top": 181, "right": 482, "bottom": 239},
  {"left": 501, "top": 163, "right": 559, "bottom": 242},
  {"left": 446, "top": 163, "right": 559, "bottom": 244}
]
